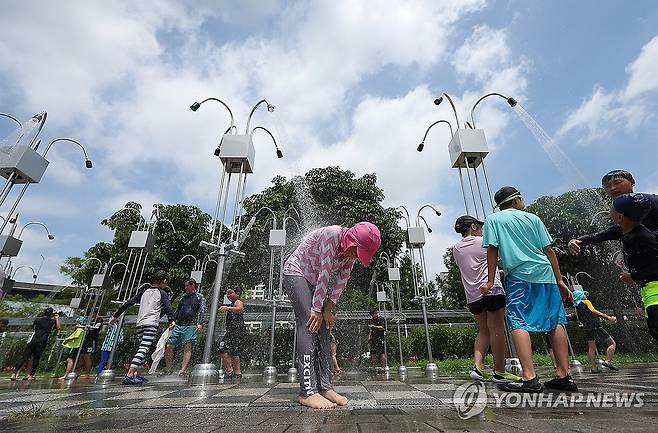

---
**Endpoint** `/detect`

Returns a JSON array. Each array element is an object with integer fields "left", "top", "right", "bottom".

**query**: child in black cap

[{"left": 611, "top": 193, "right": 658, "bottom": 341}]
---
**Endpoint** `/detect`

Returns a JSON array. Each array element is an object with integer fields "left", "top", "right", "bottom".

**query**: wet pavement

[{"left": 0, "top": 364, "right": 657, "bottom": 432}]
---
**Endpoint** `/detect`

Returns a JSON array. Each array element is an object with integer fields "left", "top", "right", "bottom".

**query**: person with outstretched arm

[
  {"left": 568, "top": 170, "right": 658, "bottom": 255},
  {"left": 109, "top": 270, "right": 175, "bottom": 385}
]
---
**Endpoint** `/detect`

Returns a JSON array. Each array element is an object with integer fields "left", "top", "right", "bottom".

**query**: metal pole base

[
  {"left": 505, "top": 358, "right": 523, "bottom": 376},
  {"left": 596, "top": 358, "right": 604, "bottom": 368},
  {"left": 263, "top": 366, "right": 278, "bottom": 378},
  {"left": 425, "top": 362, "right": 439, "bottom": 379},
  {"left": 384, "top": 365, "right": 390, "bottom": 372},
  {"left": 65, "top": 372, "right": 78, "bottom": 381},
  {"left": 570, "top": 359, "right": 583, "bottom": 374},
  {"left": 188, "top": 363, "right": 219, "bottom": 386},
  {"left": 96, "top": 369, "right": 116, "bottom": 384},
  {"left": 287, "top": 367, "right": 298, "bottom": 382},
  {"left": 397, "top": 365, "right": 407, "bottom": 376}
]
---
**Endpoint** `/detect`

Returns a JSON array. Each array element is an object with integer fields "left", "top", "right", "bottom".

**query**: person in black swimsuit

[
  {"left": 219, "top": 288, "right": 245, "bottom": 380},
  {"left": 11, "top": 308, "right": 60, "bottom": 381}
]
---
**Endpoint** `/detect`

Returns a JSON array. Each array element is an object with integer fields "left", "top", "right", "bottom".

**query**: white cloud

[
  {"left": 559, "top": 35, "right": 658, "bottom": 143},
  {"left": 623, "top": 36, "right": 658, "bottom": 100},
  {"left": 2, "top": 0, "right": 531, "bottom": 283}
]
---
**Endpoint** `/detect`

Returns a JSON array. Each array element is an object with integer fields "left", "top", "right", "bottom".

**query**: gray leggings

[{"left": 283, "top": 275, "right": 333, "bottom": 396}]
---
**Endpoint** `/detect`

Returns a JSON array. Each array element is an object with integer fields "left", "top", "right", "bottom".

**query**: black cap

[
  {"left": 43, "top": 307, "right": 54, "bottom": 316},
  {"left": 494, "top": 186, "right": 521, "bottom": 208},
  {"left": 454, "top": 215, "right": 484, "bottom": 234},
  {"left": 613, "top": 193, "right": 652, "bottom": 220}
]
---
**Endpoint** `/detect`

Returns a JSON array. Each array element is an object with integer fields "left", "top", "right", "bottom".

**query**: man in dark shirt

[
  {"left": 11, "top": 307, "right": 60, "bottom": 381},
  {"left": 611, "top": 194, "right": 658, "bottom": 341},
  {"left": 368, "top": 309, "right": 386, "bottom": 368},
  {"left": 568, "top": 170, "right": 658, "bottom": 254},
  {"left": 164, "top": 279, "right": 206, "bottom": 375}
]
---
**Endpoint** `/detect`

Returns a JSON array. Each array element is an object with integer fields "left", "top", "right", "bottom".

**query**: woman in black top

[
  {"left": 219, "top": 288, "right": 245, "bottom": 380},
  {"left": 11, "top": 308, "right": 60, "bottom": 381}
]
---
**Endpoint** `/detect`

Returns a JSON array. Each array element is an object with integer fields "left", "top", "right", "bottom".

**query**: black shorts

[
  {"left": 468, "top": 294, "right": 506, "bottom": 315},
  {"left": 219, "top": 333, "right": 243, "bottom": 356},
  {"left": 584, "top": 327, "right": 611, "bottom": 345},
  {"left": 370, "top": 339, "right": 385, "bottom": 356}
]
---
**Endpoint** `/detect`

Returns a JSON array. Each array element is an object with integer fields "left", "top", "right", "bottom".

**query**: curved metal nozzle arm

[
  {"left": 191, "top": 97, "right": 235, "bottom": 132},
  {"left": 251, "top": 126, "right": 283, "bottom": 158},
  {"left": 18, "top": 221, "right": 53, "bottom": 240},
  {"left": 0, "top": 112, "right": 22, "bottom": 128},
  {"left": 43, "top": 137, "right": 92, "bottom": 168},
  {"left": 396, "top": 206, "right": 411, "bottom": 229},
  {"left": 574, "top": 271, "right": 594, "bottom": 285},
  {"left": 470, "top": 92, "right": 517, "bottom": 129},
  {"left": 178, "top": 254, "right": 199, "bottom": 269},
  {"left": 416, "top": 204, "right": 441, "bottom": 226},
  {"left": 245, "top": 99, "right": 274, "bottom": 134},
  {"left": 417, "top": 119, "right": 454, "bottom": 152},
  {"left": 253, "top": 206, "right": 278, "bottom": 229},
  {"left": 283, "top": 216, "right": 301, "bottom": 231},
  {"left": 418, "top": 215, "right": 432, "bottom": 233},
  {"left": 435, "top": 93, "right": 460, "bottom": 129}
]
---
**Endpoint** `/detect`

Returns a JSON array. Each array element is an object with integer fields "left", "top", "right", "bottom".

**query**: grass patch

[
  {"left": 5, "top": 404, "right": 52, "bottom": 422},
  {"left": 73, "top": 407, "right": 109, "bottom": 418},
  {"left": 386, "top": 352, "right": 658, "bottom": 375}
]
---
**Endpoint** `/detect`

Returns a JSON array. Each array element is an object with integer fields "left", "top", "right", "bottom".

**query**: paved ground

[{"left": 0, "top": 364, "right": 657, "bottom": 432}]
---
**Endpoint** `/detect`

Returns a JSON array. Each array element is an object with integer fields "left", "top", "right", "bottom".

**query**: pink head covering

[{"left": 340, "top": 222, "right": 381, "bottom": 267}]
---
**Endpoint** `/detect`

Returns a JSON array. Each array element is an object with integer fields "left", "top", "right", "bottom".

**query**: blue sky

[{"left": 1, "top": 0, "right": 657, "bottom": 284}]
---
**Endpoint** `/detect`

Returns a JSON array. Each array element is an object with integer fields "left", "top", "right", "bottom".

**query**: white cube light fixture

[
  {"left": 376, "top": 291, "right": 388, "bottom": 302},
  {"left": 0, "top": 235, "right": 23, "bottom": 257},
  {"left": 0, "top": 145, "right": 49, "bottom": 184},
  {"left": 268, "top": 229, "right": 286, "bottom": 247},
  {"left": 387, "top": 267, "right": 401, "bottom": 281},
  {"left": 219, "top": 134, "right": 256, "bottom": 174},
  {"left": 90, "top": 273, "right": 110, "bottom": 289},
  {"left": 128, "top": 230, "right": 155, "bottom": 251},
  {"left": 69, "top": 297, "right": 82, "bottom": 308},
  {"left": 448, "top": 129, "right": 489, "bottom": 169},
  {"left": 407, "top": 227, "right": 426, "bottom": 247},
  {"left": 190, "top": 270, "right": 203, "bottom": 283}
]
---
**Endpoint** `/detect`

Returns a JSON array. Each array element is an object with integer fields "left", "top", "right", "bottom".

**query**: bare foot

[
  {"left": 320, "top": 389, "right": 348, "bottom": 406},
  {"left": 297, "top": 393, "right": 337, "bottom": 409}
]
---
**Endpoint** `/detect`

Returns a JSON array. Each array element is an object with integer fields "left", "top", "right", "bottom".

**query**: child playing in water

[
  {"left": 571, "top": 288, "right": 618, "bottom": 373},
  {"left": 283, "top": 222, "right": 381, "bottom": 409},
  {"left": 569, "top": 169, "right": 658, "bottom": 255},
  {"left": 59, "top": 317, "right": 86, "bottom": 379},
  {"left": 481, "top": 186, "right": 576, "bottom": 393},
  {"left": 610, "top": 194, "right": 658, "bottom": 341}
]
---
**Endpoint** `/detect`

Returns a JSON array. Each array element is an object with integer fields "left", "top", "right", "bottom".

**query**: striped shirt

[{"left": 283, "top": 225, "right": 355, "bottom": 312}]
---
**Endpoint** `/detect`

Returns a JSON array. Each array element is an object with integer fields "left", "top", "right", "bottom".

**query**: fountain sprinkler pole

[
  {"left": 283, "top": 216, "right": 302, "bottom": 382},
  {"left": 189, "top": 96, "right": 280, "bottom": 386}
]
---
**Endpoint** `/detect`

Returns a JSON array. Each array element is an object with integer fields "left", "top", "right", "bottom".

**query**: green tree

[
  {"left": 61, "top": 201, "right": 215, "bottom": 313},
  {"left": 435, "top": 249, "right": 466, "bottom": 309},
  {"left": 225, "top": 167, "right": 406, "bottom": 311}
]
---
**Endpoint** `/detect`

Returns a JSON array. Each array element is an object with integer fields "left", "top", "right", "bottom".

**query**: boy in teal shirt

[{"left": 481, "top": 186, "right": 577, "bottom": 393}]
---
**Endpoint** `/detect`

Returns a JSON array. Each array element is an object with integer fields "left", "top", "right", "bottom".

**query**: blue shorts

[
  {"left": 505, "top": 276, "right": 567, "bottom": 332},
  {"left": 167, "top": 324, "right": 197, "bottom": 346}
]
